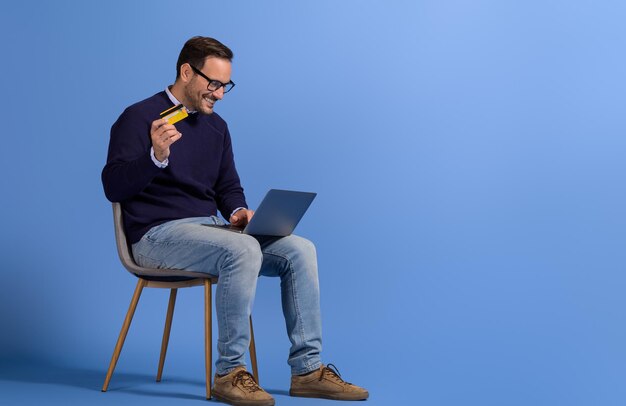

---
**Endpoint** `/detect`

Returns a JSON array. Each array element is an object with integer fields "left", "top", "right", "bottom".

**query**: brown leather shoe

[
  {"left": 212, "top": 366, "right": 275, "bottom": 406},
  {"left": 290, "top": 364, "right": 369, "bottom": 401}
]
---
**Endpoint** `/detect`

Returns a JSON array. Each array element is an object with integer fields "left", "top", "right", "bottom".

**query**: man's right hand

[{"left": 151, "top": 118, "right": 183, "bottom": 162}]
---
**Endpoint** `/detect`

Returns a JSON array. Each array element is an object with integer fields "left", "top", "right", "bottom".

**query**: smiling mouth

[{"left": 203, "top": 96, "right": 215, "bottom": 107}]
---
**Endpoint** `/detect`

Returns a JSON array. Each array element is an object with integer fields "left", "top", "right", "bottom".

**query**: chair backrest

[{"left": 112, "top": 202, "right": 210, "bottom": 280}]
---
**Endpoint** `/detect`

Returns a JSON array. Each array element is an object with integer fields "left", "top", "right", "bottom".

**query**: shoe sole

[
  {"left": 212, "top": 391, "right": 275, "bottom": 406},
  {"left": 289, "top": 389, "right": 369, "bottom": 401}
]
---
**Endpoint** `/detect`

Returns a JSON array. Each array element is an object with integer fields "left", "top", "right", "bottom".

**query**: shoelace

[
  {"left": 232, "top": 370, "right": 261, "bottom": 392},
  {"left": 320, "top": 363, "right": 353, "bottom": 385}
]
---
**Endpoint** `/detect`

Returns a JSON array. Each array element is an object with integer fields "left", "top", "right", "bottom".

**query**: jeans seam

[
  {"left": 143, "top": 237, "right": 236, "bottom": 251},
  {"left": 292, "top": 261, "right": 309, "bottom": 369},
  {"left": 263, "top": 249, "right": 309, "bottom": 370},
  {"left": 221, "top": 260, "right": 232, "bottom": 345},
  {"left": 218, "top": 244, "right": 242, "bottom": 351}
]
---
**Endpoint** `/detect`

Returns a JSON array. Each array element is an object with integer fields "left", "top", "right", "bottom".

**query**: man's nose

[{"left": 213, "top": 87, "right": 225, "bottom": 100}]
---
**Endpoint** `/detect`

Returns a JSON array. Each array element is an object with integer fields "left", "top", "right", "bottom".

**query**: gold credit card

[{"left": 159, "top": 104, "right": 188, "bottom": 125}]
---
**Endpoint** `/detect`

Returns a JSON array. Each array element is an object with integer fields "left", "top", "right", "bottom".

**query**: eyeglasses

[{"left": 190, "top": 65, "right": 235, "bottom": 93}]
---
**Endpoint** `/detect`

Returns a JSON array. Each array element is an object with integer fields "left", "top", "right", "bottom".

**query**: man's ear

[{"left": 179, "top": 63, "right": 193, "bottom": 83}]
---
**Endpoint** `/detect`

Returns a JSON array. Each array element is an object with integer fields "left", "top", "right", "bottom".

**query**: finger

[
  {"left": 154, "top": 131, "right": 174, "bottom": 147},
  {"left": 162, "top": 130, "right": 182, "bottom": 141},
  {"left": 152, "top": 122, "right": 176, "bottom": 139},
  {"left": 150, "top": 119, "right": 162, "bottom": 133},
  {"left": 153, "top": 134, "right": 178, "bottom": 154},
  {"left": 151, "top": 118, "right": 169, "bottom": 133},
  {"left": 164, "top": 132, "right": 183, "bottom": 145},
  {"left": 158, "top": 124, "right": 177, "bottom": 138},
  {"left": 152, "top": 125, "right": 166, "bottom": 140},
  {"left": 162, "top": 123, "right": 176, "bottom": 132},
  {"left": 162, "top": 127, "right": 180, "bottom": 137}
]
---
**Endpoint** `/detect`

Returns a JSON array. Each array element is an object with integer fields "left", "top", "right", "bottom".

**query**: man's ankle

[{"left": 297, "top": 369, "right": 317, "bottom": 377}]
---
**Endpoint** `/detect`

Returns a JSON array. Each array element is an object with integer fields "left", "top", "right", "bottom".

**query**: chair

[{"left": 101, "top": 203, "right": 259, "bottom": 399}]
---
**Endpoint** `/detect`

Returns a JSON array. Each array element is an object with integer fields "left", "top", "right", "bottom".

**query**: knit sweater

[{"left": 102, "top": 91, "right": 247, "bottom": 244}]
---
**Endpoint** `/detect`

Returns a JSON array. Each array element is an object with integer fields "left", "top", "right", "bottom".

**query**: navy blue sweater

[{"left": 102, "top": 91, "right": 247, "bottom": 244}]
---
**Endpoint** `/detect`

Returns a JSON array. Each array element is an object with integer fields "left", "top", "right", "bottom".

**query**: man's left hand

[{"left": 230, "top": 209, "right": 254, "bottom": 227}]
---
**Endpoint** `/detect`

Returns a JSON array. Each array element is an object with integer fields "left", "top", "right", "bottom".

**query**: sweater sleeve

[
  {"left": 101, "top": 108, "right": 162, "bottom": 202},
  {"left": 214, "top": 123, "right": 248, "bottom": 218}
]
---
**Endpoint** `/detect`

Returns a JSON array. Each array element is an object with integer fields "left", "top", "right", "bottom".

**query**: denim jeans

[{"left": 132, "top": 216, "right": 322, "bottom": 375}]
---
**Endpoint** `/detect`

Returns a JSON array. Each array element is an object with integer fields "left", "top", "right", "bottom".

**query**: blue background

[{"left": 1, "top": 1, "right": 625, "bottom": 405}]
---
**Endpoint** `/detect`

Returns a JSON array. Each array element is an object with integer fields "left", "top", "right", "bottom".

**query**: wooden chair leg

[
  {"left": 102, "top": 279, "right": 146, "bottom": 392},
  {"left": 249, "top": 316, "right": 259, "bottom": 384},
  {"left": 204, "top": 279, "right": 212, "bottom": 400},
  {"left": 156, "top": 288, "right": 178, "bottom": 382}
]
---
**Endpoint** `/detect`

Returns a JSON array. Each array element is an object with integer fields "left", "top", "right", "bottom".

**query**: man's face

[{"left": 182, "top": 57, "right": 232, "bottom": 115}]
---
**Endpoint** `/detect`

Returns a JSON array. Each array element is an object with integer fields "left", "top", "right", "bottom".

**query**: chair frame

[{"left": 101, "top": 203, "right": 258, "bottom": 399}]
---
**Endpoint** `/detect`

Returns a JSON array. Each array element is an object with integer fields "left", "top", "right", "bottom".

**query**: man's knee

[
  {"left": 286, "top": 235, "right": 317, "bottom": 260},
  {"left": 281, "top": 235, "right": 318, "bottom": 278},
  {"left": 228, "top": 234, "right": 263, "bottom": 272}
]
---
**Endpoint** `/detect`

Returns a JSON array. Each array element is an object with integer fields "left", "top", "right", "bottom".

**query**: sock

[{"left": 298, "top": 369, "right": 318, "bottom": 377}]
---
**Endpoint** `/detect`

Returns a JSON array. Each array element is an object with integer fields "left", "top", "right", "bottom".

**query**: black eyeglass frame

[{"left": 190, "top": 65, "right": 235, "bottom": 93}]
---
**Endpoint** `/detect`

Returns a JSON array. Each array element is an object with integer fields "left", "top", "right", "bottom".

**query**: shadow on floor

[
  {"left": 0, "top": 359, "right": 207, "bottom": 401},
  {"left": 266, "top": 388, "right": 290, "bottom": 396}
]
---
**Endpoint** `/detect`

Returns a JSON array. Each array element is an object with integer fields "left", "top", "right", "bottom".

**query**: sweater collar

[{"left": 165, "top": 86, "right": 197, "bottom": 114}]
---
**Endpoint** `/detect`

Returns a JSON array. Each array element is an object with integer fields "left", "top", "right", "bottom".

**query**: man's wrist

[
  {"left": 150, "top": 147, "right": 169, "bottom": 168},
  {"left": 230, "top": 207, "right": 246, "bottom": 218}
]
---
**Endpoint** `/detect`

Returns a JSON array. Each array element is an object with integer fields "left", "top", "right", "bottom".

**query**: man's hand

[
  {"left": 230, "top": 209, "right": 255, "bottom": 227},
  {"left": 151, "top": 118, "right": 183, "bottom": 162}
]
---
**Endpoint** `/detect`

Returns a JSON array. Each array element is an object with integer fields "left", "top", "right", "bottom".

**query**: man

[{"left": 102, "top": 36, "right": 368, "bottom": 406}]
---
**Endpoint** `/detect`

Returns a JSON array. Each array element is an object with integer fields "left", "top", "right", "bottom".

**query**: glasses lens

[{"left": 207, "top": 81, "right": 234, "bottom": 93}]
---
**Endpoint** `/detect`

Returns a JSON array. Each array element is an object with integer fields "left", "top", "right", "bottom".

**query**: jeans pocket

[
  {"left": 132, "top": 235, "right": 165, "bottom": 268},
  {"left": 144, "top": 221, "right": 169, "bottom": 241},
  {"left": 135, "top": 252, "right": 164, "bottom": 269}
]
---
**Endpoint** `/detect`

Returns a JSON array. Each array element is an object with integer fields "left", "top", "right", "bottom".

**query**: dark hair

[{"left": 176, "top": 36, "right": 233, "bottom": 79}]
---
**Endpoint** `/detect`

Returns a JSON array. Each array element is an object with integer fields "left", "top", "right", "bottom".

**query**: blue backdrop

[{"left": 1, "top": 1, "right": 625, "bottom": 405}]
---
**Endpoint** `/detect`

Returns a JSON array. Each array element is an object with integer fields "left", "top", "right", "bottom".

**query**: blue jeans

[{"left": 132, "top": 216, "right": 322, "bottom": 375}]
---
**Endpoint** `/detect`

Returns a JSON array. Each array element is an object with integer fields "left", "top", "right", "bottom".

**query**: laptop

[{"left": 205, "top": 189, "right": 317, "bottom": 236}]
